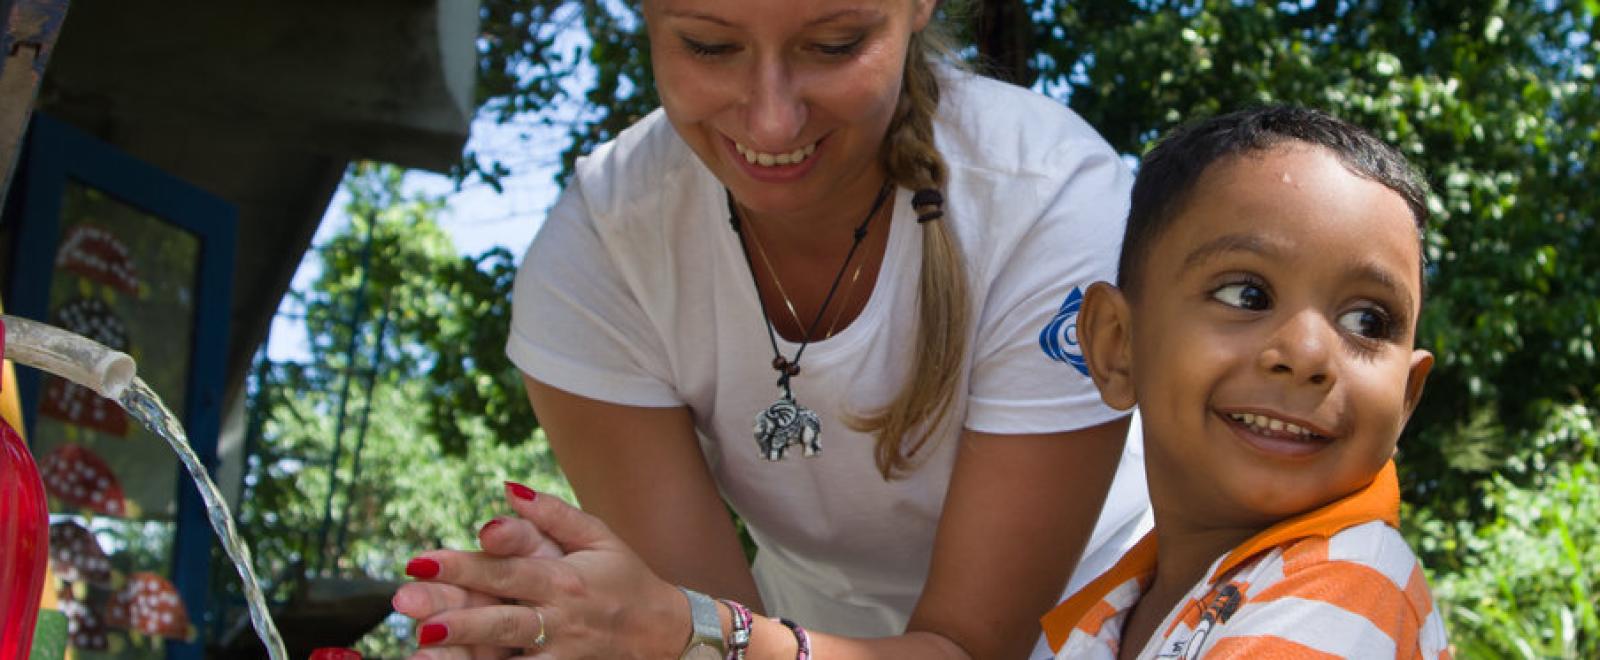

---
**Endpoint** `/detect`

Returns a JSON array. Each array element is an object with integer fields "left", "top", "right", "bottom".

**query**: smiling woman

[
  {"left": 650, "top": 1, "right": 911, "bottom": 219},
  {"left": 392, "top": 1, "right": 1150, "bottom": 658}
]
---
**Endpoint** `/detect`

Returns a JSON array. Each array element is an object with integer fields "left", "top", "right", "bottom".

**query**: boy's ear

[
  {"left": 1079, "top": 282, "right": 1137, "bottom": 411},
  {"left": 1401, "top": 348, "right": 1434, "bottom": 423}
]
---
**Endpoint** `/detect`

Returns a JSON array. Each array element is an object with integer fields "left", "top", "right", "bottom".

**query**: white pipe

[{"left": 1, "top": 314, "right": 136, "bottom": 400}]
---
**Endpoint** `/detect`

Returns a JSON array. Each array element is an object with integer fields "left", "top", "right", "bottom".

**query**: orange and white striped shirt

[{"left": 1041, "top": 462, "right": 1450, "bottom": 659}]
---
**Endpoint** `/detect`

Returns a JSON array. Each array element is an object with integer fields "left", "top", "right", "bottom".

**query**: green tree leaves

[{"left": 230, "top": 164, "right": 569, "bottom": 652}]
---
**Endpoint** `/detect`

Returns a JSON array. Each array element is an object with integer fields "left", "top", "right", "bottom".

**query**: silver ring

[{"left": 533, "top": 608, "right": 548, "bottom": 647}]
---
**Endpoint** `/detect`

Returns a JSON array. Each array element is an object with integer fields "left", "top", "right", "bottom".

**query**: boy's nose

[
  {"left": 743, "top": 57, "right": 808, "bottom": 149},
  {"left": 1258, "top": 310, "right": 1336, "bottom": 387}
]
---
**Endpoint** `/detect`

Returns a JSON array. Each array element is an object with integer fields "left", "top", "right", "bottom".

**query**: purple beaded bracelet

[
  {"left": 778, "top": 618, "right": 811, "bottom": 660},
  {"left": 719, "top": 599, "right": 752, "bottom": 660}
]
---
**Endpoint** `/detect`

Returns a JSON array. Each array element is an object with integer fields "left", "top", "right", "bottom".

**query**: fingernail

[
  {"left": 505, "top": 481, "right": 538, "bottom": 502},
  {"left": 480, "top": 518, "right": 504, "bottom": 536},
  {"left": 405, "top": 557, "right": 441, "bottom": 580},
  {"left": 418, "top": 622, "right": 448, "bottom": 646}
]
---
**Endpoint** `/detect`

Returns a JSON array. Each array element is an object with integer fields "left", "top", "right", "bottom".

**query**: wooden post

[
  {"left": 974, "top": 0, "right": 1035, "bottom": 88},
  {"left": 0, "top": 0, "right": 69, "bottom": 211}
]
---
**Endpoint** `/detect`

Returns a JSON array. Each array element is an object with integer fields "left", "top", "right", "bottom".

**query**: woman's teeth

[
  {"left": 1229, "top": 412, "right": 1320, "bottom": 439},
  {"left": 736, "top": 141, "right": 817, "bottom": 167}
]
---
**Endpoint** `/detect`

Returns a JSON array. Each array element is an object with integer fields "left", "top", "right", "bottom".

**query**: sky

[
  {"left": 263, "top": 116, "right": 568, "bottom": 362},
  {"left": 264, "top": 9, "right": 599, "bottom": 363}
]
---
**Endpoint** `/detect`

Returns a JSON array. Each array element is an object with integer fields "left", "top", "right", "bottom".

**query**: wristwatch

[{"left": 678, "top": 586, "right": 726, "bottom": 660}]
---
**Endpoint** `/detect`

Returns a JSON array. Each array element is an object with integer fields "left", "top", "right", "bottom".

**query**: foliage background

[{"left": 229, "top": 1, "right": 1599, "bottom": 657}]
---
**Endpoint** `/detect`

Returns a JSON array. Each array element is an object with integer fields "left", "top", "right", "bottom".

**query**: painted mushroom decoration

[
  {"left": 51, "top": 297, "right": 131, "bottom": 354},
  {"left": 41, "top": 377, "right": 130, "bottom": 436},
  {"left": 106, "top": 572, "right": 192, "bottom": 641},
  {"left": 48, "top": 521, "right": 113, "bottom": 587},
  {"left": 38, "top": 444, "right": 128, "bottom": 517},
  {"left": 56, "top": 584, "right": 112, "bottom": 651},
  {"left": 39, "top": 297, "right": 132, "bottom": 435},
  {"left": 55, "top": 224, "right": 141, "bottom": 294}
]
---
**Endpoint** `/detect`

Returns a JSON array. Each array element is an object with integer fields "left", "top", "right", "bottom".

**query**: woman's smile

[{"left": 722, "top": 133, "right": 825, "bottom": 183}]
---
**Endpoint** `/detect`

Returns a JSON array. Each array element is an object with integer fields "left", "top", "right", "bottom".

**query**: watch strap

[{"left": 678, "top": 586, "right": 726, "bottom": 658}]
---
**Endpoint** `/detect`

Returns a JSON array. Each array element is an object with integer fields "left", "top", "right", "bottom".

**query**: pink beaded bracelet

[
  {"left": 719, "top": 599, "right": 752, "bottom": 660},
  {"left": 778, "top": 618, "right": 811, "bottom": 660}
]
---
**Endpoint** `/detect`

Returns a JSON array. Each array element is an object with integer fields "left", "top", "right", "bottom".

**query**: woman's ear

[
  {"left": 910, "top": 0, "right": 937, "bottom": 31},
  {"left": 1079, "top": 282, "right": 1137, "bottom": 411}
]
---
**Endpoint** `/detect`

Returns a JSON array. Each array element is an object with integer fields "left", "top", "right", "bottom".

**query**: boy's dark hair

[{"left": 1117, "top": 105, "right": 1432, "bottom": 297}]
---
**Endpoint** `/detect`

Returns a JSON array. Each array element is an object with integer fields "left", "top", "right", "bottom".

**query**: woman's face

[{"left": 643, "top": 0, "right": 933, "bottom": 219}]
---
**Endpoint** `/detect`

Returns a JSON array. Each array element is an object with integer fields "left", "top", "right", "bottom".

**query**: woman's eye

[
  {"left": 1212, "top": 283, "right": 1271, "bottom": 310},
  {"left": 815, "top": 37, "right": 864, "bottom": 56},
  {"left": 1337, "top": 307, "right": 1394, "bottom": 340},
  {"left": 681, "top": 37, "right": 735, "bottom": 57}
]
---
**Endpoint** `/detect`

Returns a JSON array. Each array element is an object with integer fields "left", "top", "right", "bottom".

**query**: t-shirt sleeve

[
  {"left": 964, "top": 141, "right": 1132, "bottom": 434},
  {"left": 505, "top": 184, "right": 682, "bottom": 407}
]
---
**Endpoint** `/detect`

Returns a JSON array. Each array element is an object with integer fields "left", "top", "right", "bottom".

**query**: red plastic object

[
  {"left": 308, "top": 648, "right": 362, "bottom": 660},
  {"left": 0, "top": 318, "right": 51, "bottom": 659}
]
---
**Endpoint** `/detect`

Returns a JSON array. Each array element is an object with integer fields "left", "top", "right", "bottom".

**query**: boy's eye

[
  {"left": 1337, "top": 307, "right": 1394, "bottom": 340},
  {"left": 1212, "top": 282, "right": 1271, "bottom": 311}
]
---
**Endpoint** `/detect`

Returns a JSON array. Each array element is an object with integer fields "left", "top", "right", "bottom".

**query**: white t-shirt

[{"left": 507, "top": 69, "right": 1151, "bottom": 642}]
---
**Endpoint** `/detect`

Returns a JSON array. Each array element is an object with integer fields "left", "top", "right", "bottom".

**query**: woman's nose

[
  {"left": 1257, "top": 310, "right": 1337, "bottom": 387},
  {"left": 744, "top": 56, "right": 807, "bottom": 148}
]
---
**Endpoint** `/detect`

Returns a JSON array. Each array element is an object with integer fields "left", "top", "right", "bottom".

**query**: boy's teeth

[
  {"left": 1230, "top": 412, "right": 1316, "bottom": 438},
  {"left": 736, "top": 141, "right": 817, "bottom": 167}
]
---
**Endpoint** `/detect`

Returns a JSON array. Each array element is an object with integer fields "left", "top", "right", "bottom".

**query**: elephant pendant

[{"left": 753, "top": 395, "right": 822, "bottom": 461}]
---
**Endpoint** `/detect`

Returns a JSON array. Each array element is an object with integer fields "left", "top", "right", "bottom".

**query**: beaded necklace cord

[
  {"left": 726, "top": 182, "right": 893, "bottom": 398},
  {"left": 728, "top": 183, "right": 893, "bottom": 461}
]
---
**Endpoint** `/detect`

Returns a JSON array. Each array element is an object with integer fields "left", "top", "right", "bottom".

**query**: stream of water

[{"left": 118, "top": 377, "right": 287, "bottom": 659}]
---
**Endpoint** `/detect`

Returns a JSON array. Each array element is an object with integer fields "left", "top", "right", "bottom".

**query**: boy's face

[{"left": 1085, "top": 143, "right": 1433, "bottom": 528}]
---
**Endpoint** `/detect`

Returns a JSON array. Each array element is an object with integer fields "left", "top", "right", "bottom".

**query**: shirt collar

[
  {"left": 1209, "top": 460, "right": 1400, "bottom": 582},
  {"left": 1040, "top": 460, "right": 1401, "bottom": 653},
  {"left": 1040, "top": 532, "right": 1158, "bottom": 652}
]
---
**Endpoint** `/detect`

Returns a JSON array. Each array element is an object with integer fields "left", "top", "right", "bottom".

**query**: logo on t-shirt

[
  {"left": 1173, "top": 583, "right": 1244, "bottom": 659},
  {"left": 1039, "top": 286, "right": 1088, "bottom": 376}
]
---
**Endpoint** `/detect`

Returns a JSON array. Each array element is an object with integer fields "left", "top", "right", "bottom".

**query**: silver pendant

[{"left": 754, "top": 395, "right": 822, "bottom": 460}]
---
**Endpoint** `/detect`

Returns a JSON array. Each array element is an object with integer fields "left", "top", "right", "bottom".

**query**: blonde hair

[{"left": 850, "top": 24, "right": 970, "bottom": 479}]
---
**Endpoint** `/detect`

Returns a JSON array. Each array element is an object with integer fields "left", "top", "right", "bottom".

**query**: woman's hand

[
  {"left": 392, "top": 505, "right": 566, "bottom": 658},
  {"left": 396, "top": 483, "right": 690, "bottom": 659}
]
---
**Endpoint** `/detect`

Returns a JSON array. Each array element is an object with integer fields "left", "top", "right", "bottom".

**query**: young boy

[{"left": 1040, "top": 106, "right": 1451, "bottom": 658}]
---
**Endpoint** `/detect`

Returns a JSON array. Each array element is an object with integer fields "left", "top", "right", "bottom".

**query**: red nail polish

[
  {"left": 505, "top": 481, "right": 538, "bottom": 502},
  {"left": 418, "top": 622, "right": 448, "bottom": 646},
  {"left": 480, "top": 518, "right": 504, "bottom": 536},
  {"left": 405, "top": 557, "right": 441, "bottom": 580},
  {"left": 309, "top": 648, "right": 362, "bottom": 660}
]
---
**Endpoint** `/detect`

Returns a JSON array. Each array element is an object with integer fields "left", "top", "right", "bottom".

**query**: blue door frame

[{"left": 2, "top": 113, "right": 235, "bottom": 660}]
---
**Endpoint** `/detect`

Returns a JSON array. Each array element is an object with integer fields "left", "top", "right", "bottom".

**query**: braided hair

[{"left": 851, "top": 24, "right": 970, "bottom": 479}]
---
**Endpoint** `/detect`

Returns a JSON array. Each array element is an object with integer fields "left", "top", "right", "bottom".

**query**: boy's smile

[{"left": 1098, "top": 143, "right": 1432, "bottom": 530}]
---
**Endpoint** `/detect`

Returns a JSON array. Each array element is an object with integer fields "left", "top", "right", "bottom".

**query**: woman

[{"left": 395, "top": 0, "right": 1149, "bottom": 657}]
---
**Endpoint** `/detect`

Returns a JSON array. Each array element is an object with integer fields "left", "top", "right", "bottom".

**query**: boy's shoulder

[
  {"left": 1243, "top": 520, "right": 1434, "bottom": 620},
  {"left": 1047, "top": 521, "right": 1448, "bottom": 659},
  {"left": 1182, "top": 521, "right": 1448, "bottom": 658}
]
